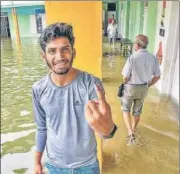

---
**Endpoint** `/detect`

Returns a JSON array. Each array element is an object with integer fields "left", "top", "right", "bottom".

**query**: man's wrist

[
  {"left": 101, "top": 124, "right": 118, "bottom": 139},
  {"left": 35, "top": 151, "right": 43, "bottom": 165},
  {"left": 35, "top": 162, "right": 41, "bottom": 165}
]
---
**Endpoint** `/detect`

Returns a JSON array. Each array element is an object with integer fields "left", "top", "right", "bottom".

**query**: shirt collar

[{"left": 137, "top": 49, "right": 147, "bottom": 52}]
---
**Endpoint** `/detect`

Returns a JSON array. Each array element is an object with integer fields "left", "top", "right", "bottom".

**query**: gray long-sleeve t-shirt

[{"left": 32, "top": 70, "right": 104, "bottom": 168}]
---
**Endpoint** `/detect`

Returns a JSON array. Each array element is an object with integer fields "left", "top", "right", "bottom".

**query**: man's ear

[
  {"left": 73, "top": 48, "right": 76, "bottom": 59},
  {"left": 40, "top": 51, "right": 46, "bottom": 62}
]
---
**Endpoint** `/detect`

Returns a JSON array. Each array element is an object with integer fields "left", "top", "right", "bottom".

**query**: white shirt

[
  {"left": 122, "top": 49, "right": 161, "bottom": 84},
  {"left": 107, "top": 24, "right": 117, "bottom": 37}
]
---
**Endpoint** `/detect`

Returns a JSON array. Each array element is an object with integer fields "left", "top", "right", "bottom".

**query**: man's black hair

[{"left": 39, "top": 22, "right": 75, "bottom": 52}]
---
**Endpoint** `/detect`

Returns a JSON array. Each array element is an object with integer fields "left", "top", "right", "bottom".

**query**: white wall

[
  {"left": 1, "top": 1, "right": 44, "bottom": 6},
  {"left": 171, "top": 49, "right": 179, "bottom": 103},
  {"left": 30, "top": 14, "right": 46, "bottom": 37},
  {"left": 154, "top": 1, "right": 179, "bottom": 103},
  {"left": 40, "top": 14, "right": 46, "bottom": 30},
  {"left": 30, "top": 15, "right": 37, "bottom": 35}
]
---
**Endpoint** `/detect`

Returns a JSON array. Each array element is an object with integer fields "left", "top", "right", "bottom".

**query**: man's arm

[
  {"left": 35, "top": 152, "right": 43, "bottom": 165},
  {"left": 148, "top": 76, "right": 160, "bottom": 87},
  {"left": 122, "top": 56, "right": 133, "bottom": 83},
  {"left": 32, "top": 87, "right": 47, "bottom": 174},
  {"left": 123, "top": 76, "right": 129, "bottom": 83},
  {"left": 149, "top": 57, "right": 161, "bottom": 87}
]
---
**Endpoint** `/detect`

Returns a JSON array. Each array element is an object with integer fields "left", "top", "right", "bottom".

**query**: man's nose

[{"left": 56, "top": 49, "right": 63, "bottom": 59}]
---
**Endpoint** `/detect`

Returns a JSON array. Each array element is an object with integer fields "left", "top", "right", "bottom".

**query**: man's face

[{"left": 42, "top": 37, "right": 75, "bottom": 75}]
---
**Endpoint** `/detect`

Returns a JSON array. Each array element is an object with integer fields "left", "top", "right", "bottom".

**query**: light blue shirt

[
  {"left": 122, "top": 49, "right": 161, "bottom": 84},
  {"left": 32, "top": 70, "right": 104, "bottom": 168}
]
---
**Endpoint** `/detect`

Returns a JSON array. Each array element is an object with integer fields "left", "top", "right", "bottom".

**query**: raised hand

[{"left": 85, "top": 85, "right": 114, "bottom": 137}]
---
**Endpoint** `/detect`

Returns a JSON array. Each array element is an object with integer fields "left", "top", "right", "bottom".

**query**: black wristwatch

[{"left": 102, "top": 124, "right": 118, "bottom": 139}]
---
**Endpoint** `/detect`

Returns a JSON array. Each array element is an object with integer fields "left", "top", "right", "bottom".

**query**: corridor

[{"left": 101, "top": 39, "right": 179, "bottom": 174}]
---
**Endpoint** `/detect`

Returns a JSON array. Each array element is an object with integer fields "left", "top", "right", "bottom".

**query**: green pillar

[
  {"left": 134, "top": 2, "right": 142, "bottom": 37},
  {"left": 116, "top": 1, "right": 119, "bottom": 23},
  {"left": 139, "top": 2, "right": 144, "bottom": 34},
  {"left": 146, "top": 1, "right": 158, "bottom": 53},
  {"left": 124, "top": 1, "right": 130, "bottom": 38},
  {"left": 129, "top": 2, "right": 136, "bottom": 41}
]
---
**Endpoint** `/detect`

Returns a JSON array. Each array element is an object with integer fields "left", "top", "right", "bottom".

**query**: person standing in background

[{"left": 107, "top": 19, "right": 118, "bottom": 53}]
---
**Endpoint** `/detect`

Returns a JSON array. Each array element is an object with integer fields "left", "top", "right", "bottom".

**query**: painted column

[
  {"left": 134, "top": 2, "right": 142, "bottom": 36},
  {"left": 117, "top": 1, "right": 122, "bottom": 38},
  {"left": 146, "top": 1, "right": 158, "bottom": 53},
  {"left": 129, "top": 2, "right": 136, "bottom": 41},
  {"left": 45, "top": 1, "right": 103, "bottom": 171},
  {"left": 124, "top": 1, "right": 130, "bottom": 38},
  {"left": 12, "top": 8, "right": 20, "bottom": 43},
  {"left": 103, "top": 2, "right": 108, "bottom": 36},
  {"left": 139, "top": 2, "right": 144, "bottom": 34},
  {"left": 116, "top": 1, "right": 119, "bottom": 24},
  {"left": 120, "top": 1, "right": 126, "bottom": 38},
  {"left": 128, "top": 2, "right": 142, "bottom": 41}
]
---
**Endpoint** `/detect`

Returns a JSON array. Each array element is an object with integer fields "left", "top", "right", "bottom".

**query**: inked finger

[{"left": 94, "top": 84, "right": 105, "bottom": 101}]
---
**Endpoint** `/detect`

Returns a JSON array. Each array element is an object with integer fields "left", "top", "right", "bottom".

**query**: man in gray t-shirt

[
  {"left": 32, "top": 23, "right": 117, "bottom": 174},
  {"left": 121, "top": 35, "right": 160, "bottom": 145}
]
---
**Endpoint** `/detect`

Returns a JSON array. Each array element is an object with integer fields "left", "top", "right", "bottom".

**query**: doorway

[{"left": 1, "top": 12, "right": 11, "bottom": 38}]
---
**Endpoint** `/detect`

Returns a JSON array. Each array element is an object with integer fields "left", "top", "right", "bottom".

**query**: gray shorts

[
  {"left": 120, "top": 84, "right": 148, "bottom": 116},
  {"left": 108, "top": 36, "right": 116, "bottom": 44}
]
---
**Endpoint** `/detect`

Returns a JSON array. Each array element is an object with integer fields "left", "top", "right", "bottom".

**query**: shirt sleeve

[
  {"left": 153, "top": 57, "right": 161, "bottom": 76},
  {"left": 122, "top": 55, "right": 133, "bottom": 78},
  {"left": 89, "top": 77, "right": 105, "bottom": 101},
  {"left": 32, "top": 87, "right": 47, "bottom": 152}
]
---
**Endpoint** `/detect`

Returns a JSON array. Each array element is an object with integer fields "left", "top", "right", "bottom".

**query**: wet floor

[
  {"left": 102, "top": 39, "right": 179, "bottom": 174},
  {"left": 1, "top": 38, "right": 47, "bottom": 174},
  {"left": 1, "top": 38, "right": 179, "bottom": 174}
]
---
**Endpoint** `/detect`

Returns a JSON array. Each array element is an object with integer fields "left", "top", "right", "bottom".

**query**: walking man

[
  {"left": 121, "top": 35, "right": 161, "bottom": 145},
  {"left": 32, "top": 22, "right": 117, "bottom": 174},
  {"left": 107, "top": 19, "right": 118, "bottom": 52}
]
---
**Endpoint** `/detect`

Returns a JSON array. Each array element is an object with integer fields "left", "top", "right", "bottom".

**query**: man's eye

[
  {"left": 63, "top": 48, "right": 70, "bottom": 52},
  {"left": 49, "top": 50, "right": 56, "bottom": 54}
]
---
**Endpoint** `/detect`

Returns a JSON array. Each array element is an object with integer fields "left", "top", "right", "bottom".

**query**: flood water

[
  {"left": 1, "top": 38, "right": 47, "bottom": 174},
  {"left": 1, "top": 38, "right": 179, "bottom": 174}
]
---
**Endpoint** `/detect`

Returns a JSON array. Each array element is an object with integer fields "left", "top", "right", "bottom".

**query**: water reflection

[{"left": 1, "top": 38, "right": 47, "bottom": 173}]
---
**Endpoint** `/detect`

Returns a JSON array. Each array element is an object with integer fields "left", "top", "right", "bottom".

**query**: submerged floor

[
  {"left": 101, "top": 41, "right": 179, "bottom": 174},
  {"left": 1, "top": 38, "right": 179, "bottom": 174}
]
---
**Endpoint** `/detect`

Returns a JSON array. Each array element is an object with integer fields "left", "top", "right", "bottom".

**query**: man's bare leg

[
  {"left": 112, "top": 41, "right": 115, "bottom": 53},
  {"left": 123, "top": 111, "right": 133, "bottom": 135},
  {"left": 108, "top": 38, "right": 112, "bottom": 53},
  {"left": 132, "top": 116, "right": 140, "bottom": 132}
]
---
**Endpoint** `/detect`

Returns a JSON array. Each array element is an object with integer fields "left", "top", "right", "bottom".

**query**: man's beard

[{"left": 45, "top": 56, "right": 74, "bottom": 75}]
